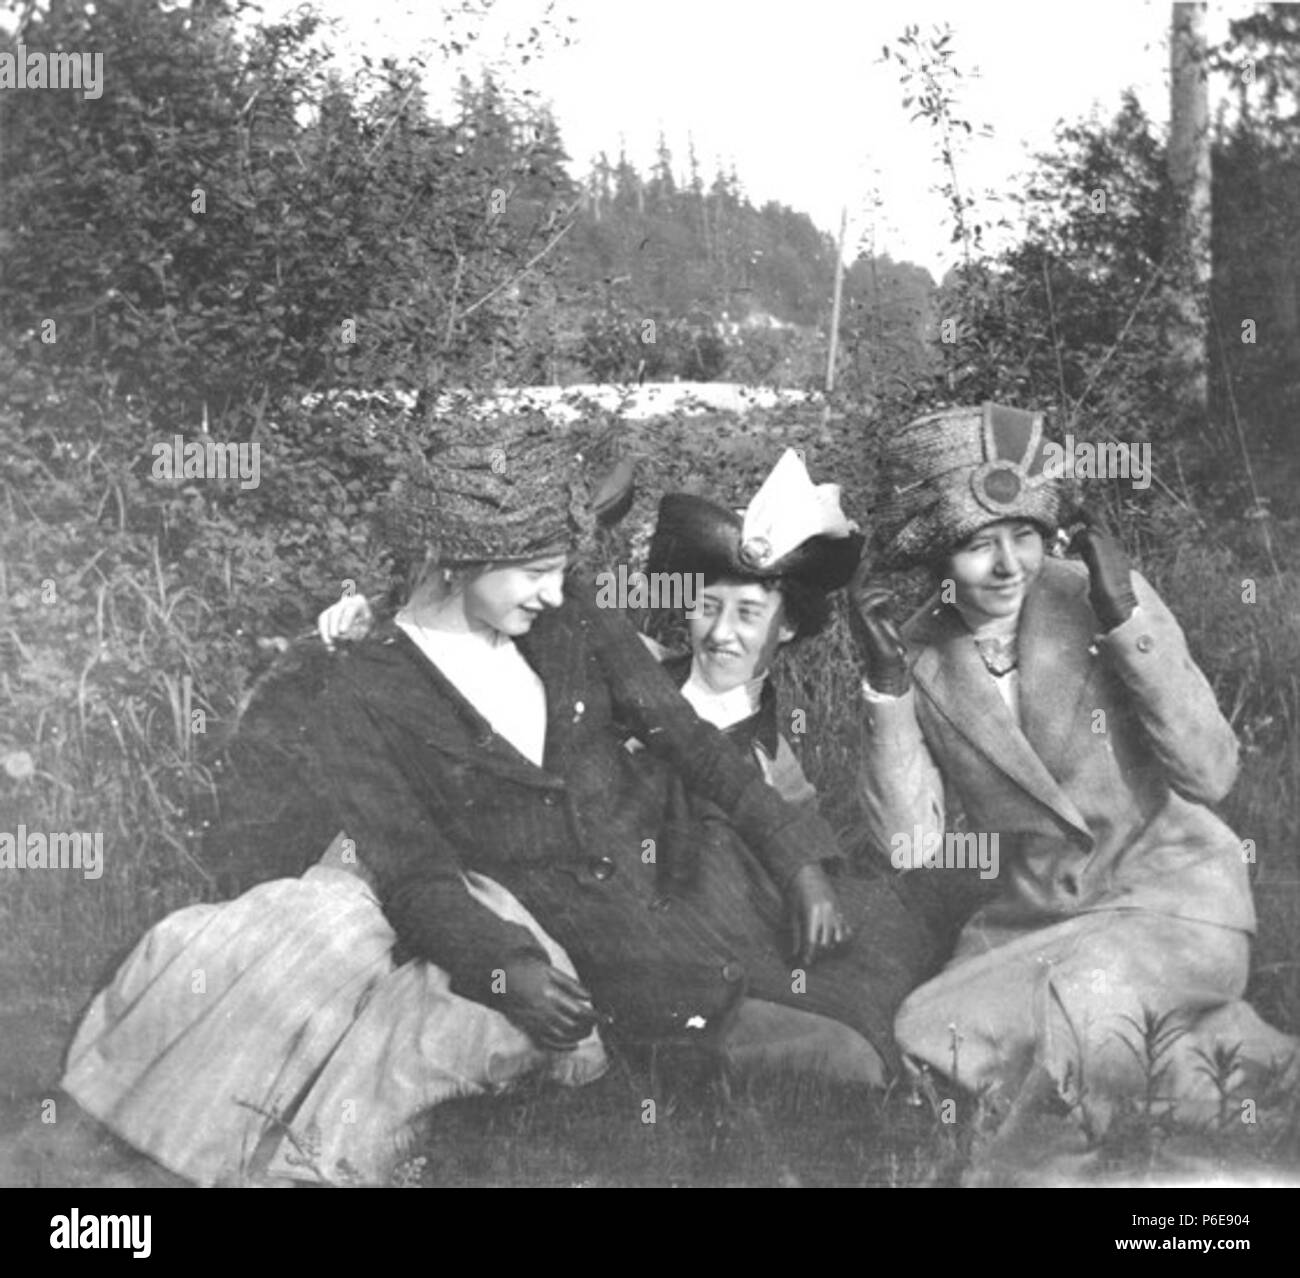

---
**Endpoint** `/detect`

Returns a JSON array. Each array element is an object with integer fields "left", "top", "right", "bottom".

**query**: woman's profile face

[
  {"left": 462, "top": 553, "right": 568, "bottom": 637},
  {"left": 688, "top": 577, "right": 795, "bottom": 694},
  {"left": 944, "top": 520, "right": 1045, "bottom": 624}
]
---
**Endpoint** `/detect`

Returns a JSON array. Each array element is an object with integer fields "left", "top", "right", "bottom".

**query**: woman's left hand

[
  {"left": 787, "top": 863, "right": 852, "bottom": 967},
  {"left": 1068, "top": 524, "right": 1137, "bottom": 631},
  {"left": 847, "top": 569, "right": 911, "bottom": 696}
]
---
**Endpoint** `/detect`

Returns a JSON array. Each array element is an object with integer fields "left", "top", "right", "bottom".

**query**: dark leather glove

[
  {"left": 1068, "top": 524, "right": 1138, "bottom": 631},
  {"left": 847, "top": 570, "right": 910, "bottom": 696}
]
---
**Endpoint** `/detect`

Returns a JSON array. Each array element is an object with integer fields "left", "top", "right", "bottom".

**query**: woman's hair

[
  {"left": 383, "top": 545, "right": 492, "bottom": 613},
  {"left": 774, "top": 576, "right": 832, "bottom": 642}
]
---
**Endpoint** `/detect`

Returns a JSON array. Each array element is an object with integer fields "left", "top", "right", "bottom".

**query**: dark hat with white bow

[{"left": 647, "top": 449, "right": 864, "bottom": 594}]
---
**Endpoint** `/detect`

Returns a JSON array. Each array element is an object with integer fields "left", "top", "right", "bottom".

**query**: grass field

[{"left": 1, "top": 404, "right": 1298, "bottom": 1188}]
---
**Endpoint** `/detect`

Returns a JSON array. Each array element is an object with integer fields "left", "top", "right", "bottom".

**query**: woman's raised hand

[
  {"left": 1067, "top": 523, "right": 1137, "bottom": 632},
  {"left": 499, "top": 958, "right": 599, "bottom": 1051},
  {"left": 317, "top": 593, "right": 374, "bottom": 651},
  {"left": 847, "top": 566, "right": 910, "bottom": 696}
]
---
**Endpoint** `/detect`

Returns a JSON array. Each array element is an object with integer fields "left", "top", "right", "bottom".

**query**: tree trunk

[{"left": 1168, "top": 1, "right": 1212, "bottom": 424}]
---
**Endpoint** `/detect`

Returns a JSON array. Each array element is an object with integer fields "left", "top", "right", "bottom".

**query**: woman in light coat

[{"left": 851, "top": 402, "right": 1296, "bottom": 1144}]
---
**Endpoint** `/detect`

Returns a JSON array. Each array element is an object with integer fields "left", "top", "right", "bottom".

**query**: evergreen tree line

[
  {"left": 2, "top": 1, "right": 1295, "bottom": 438},
  {"left": 0, "top": 0, "right": 941, "bottom": 421}
]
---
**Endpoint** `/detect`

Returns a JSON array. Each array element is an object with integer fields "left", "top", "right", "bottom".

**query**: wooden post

[
  {"left": 823, "top": 207, "right": 848, "bottom": 434},
  {"left": 1168, "top": 1, "right": 1211, "bottom": 424}
]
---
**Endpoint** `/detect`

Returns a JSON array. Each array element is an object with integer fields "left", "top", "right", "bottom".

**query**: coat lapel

[
  {"left": 376, "top": 623, "right": 564, "bottom": 789},
  {"left": 1015, "top": 559, "right": 1099, "bottom": 783},
  {"left": 515, "top": 603, "right": 588, "bottom": 772},
  {"left": 908, "top": 587, "right": 1090, "bottom": 838}
]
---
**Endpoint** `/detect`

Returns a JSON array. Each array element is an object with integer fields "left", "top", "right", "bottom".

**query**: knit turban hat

[
  {"left": 382, "top": 413, "right": 595, "bottom": 566},
  {"left": 872, "top": 403, "right": 1074, "bottom": 571}
]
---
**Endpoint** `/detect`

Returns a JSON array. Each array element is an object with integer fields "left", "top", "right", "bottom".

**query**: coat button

[
  {"left": 589, "top": 857, "right": 616, "bottom": 881},
  {"left": 721, "top": 961, "right": 745, "bottom": 984},
  {"left": 1136, "top": 635, "right": 1154, "bottom": 653}
]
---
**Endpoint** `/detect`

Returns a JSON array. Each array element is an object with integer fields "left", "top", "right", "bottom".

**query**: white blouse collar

[{"left": 680, "top": 658, "right": 767, "bottom": 731}]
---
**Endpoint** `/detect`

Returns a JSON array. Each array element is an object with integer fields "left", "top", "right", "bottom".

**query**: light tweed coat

[
  {"left": 858, "top": 557, "right": 1294, "bottom": 1114},
  {"left": 861, "top": 557, "right": 1252, "bottom": 932}
]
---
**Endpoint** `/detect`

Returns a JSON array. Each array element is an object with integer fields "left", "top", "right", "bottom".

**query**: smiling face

[
  {"left": 944, "top": 519, "right": 1046, "bottom": 624},
  {"left": 688, "top": 577, "right": 796, "bottom": 694},
  {"left": 461, "top": 553, "right": 568, "bottom": 637}
]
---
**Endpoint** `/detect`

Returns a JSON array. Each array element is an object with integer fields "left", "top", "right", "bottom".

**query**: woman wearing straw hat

[{"left": 851, "top": 401, "right": 1297, "bottom": 1156}]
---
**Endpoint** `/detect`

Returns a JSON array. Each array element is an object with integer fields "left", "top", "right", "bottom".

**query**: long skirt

[
  {"left": 60, "top": 857, "right": 607, "bottom": 1186},
  {"left": 895, "top": 906, "right": 1298, "bottom": 1128}
]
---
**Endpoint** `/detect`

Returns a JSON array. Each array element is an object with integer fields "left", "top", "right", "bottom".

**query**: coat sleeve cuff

[
  {"left": 733, "top": 781, "right": 845, "bottom": 885},
  {"left": 861, "top": 683, "right": 929, "bottom": 754}
]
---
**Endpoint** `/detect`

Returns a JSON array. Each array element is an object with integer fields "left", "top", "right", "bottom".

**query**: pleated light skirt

[{"left": 61, "top": 862, "right": 607, "bottom": 1186}]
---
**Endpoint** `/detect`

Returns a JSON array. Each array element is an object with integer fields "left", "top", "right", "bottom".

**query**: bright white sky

[{"left": 277, "top": 0, "right": 1258, "bottom": 280}]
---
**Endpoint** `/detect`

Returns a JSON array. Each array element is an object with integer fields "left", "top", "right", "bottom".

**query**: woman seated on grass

[
  {"left": 62, "top": 418, "right": 950, "bottom": 1186},
  {"left": 851, "top": 402, "right": 1298, "bottom": 1169}
]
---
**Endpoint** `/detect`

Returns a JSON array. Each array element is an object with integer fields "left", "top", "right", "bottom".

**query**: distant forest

[
  {"left": 461, "top": 76, "right": 938, "bottom": 390},
  {"left": 0, "top": 0, "right": 938, "bottom": 426},
  {"left": 3, "top": 0, "right": 1296, "bottom": 440}
]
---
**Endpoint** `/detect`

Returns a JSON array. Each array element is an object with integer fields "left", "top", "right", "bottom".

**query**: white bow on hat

[{"left": 738, "top": 449, "right": 856, "bottom": 570}]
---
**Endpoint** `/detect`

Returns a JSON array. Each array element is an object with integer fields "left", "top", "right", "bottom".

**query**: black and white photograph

[{"left": 1, "top": 0, "right": 1297, "bottom": 1218}]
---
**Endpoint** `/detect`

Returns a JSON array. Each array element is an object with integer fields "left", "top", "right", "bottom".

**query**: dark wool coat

[{"left": 312, "top": 583, "right": 947, "bottom": 1067}]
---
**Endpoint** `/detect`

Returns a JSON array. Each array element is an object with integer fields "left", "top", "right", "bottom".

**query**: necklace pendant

[{"left": 974, "top": 635, "right": 1019, "bottom": 677}]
